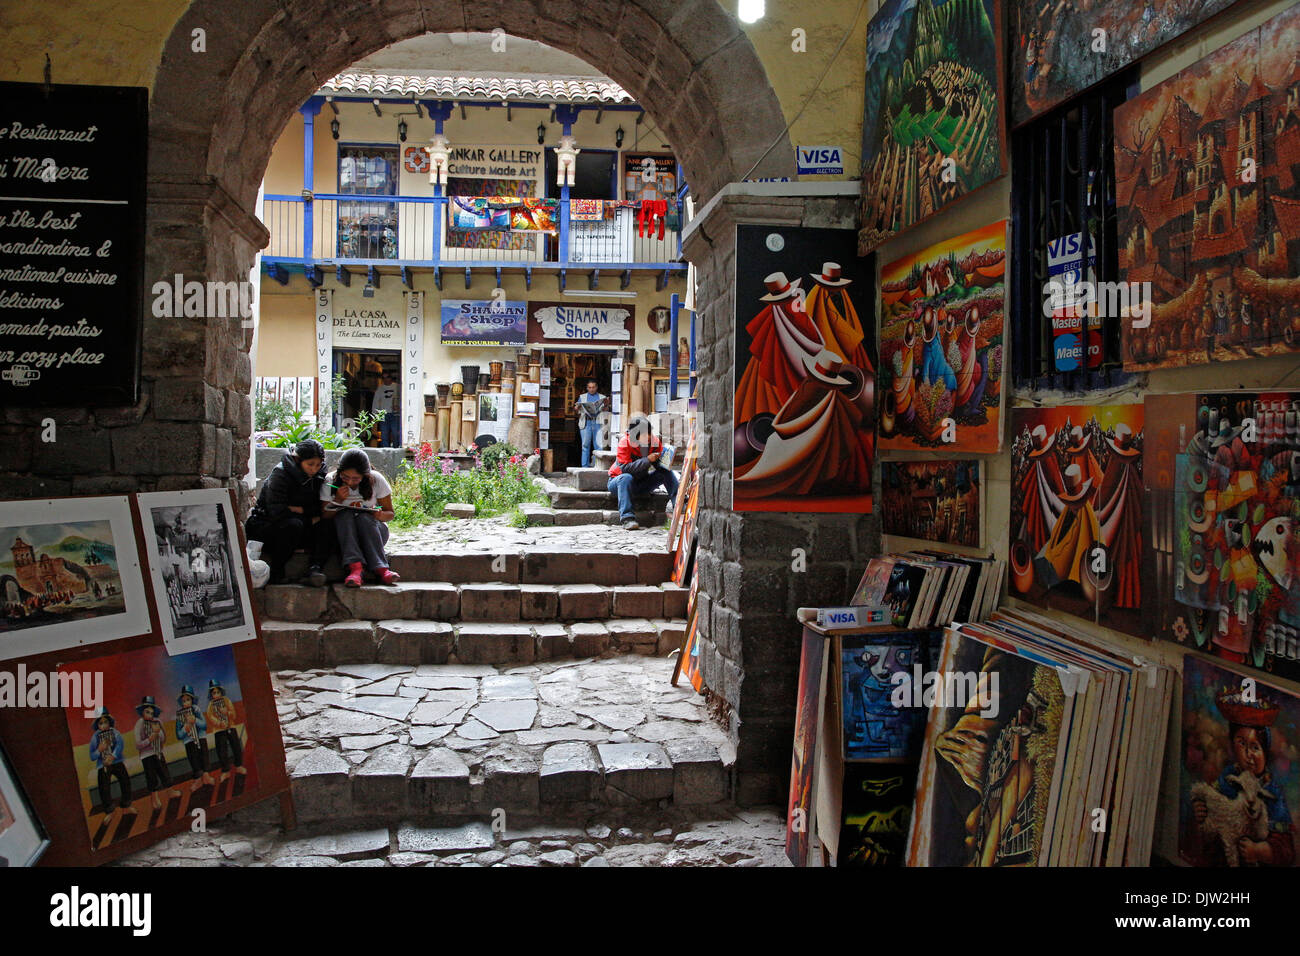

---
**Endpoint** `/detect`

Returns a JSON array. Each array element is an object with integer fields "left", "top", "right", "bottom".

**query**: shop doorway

[
  {"left": 332, "top": 349, "right": 401, "bottom": 446},
  {"left": 544, "top": 349, "right": 616, "bottom": 472}
]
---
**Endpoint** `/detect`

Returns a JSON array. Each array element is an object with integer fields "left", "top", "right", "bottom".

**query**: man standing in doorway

[
  {"left": 574, "top": 378, "right": 608, "bottom": 467},
  {"left": 372, "top": 370, "right": 401, "bottom": 447},
  {"left": 608, "top": 414, "right": 677, "bottom": 530}
]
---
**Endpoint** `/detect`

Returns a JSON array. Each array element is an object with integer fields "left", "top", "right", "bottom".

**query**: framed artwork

[
  {"left": 1115, "top": 3, "right": 1300, "bottom": 371},
  {"left": 0, "top": 496, "right": 152, "bottom": 661},
  {"left": 841, "top": 632, "right": 936, "bottom": 761},
  {"left": 59, "top": 643, "right": 259, "bottom": 852},
  {"left": 257, "top": 377, "right": 278, "bottom": 403},
  {"left": 1010, "top": 0, "right": 1238, "bottom": 127},
  {"left": 858, "top": 0, "right": 1007, "bottom": 254},
  {"left": 137, "top": 489, "right": 257, "bottom": 654},
  {"left": 278, "top": 377, "right": 297, "bottom": 410},
  {"left": 881, "top": 459, "right": 982, "bottom": 547},
  {"left": 878, "top": 220, "right": 1007, "bottom": 453},
  {"left": 1179, "top": 653, "right": 1299, "bottom": 867},
  {"left": 733, "top": 225, "right": 875, "bottom": 513},
  {"left": 296, "top": 376, "right": 315, "bottom": 415},
  {"left": 1008, "top": 404, "right": 1148, "bottom": 637},
  {"left": 1146, "top": 391, "right": 1300, "bottom": 682},
  {"left": 0, "top": 741, "right": 49, "bottom": 866}
]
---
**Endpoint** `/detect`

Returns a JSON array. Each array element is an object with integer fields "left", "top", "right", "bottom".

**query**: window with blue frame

[{"left": 338, "top": 144, "right": 399, "bottom": 260}]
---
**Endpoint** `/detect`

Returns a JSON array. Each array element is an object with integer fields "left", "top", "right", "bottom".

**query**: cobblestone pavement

[
  {"left": 115, "top": 805, "right": 789, "bottom": 867},
  {"left": 388, "top": 514, "right": 668, "bottom": 553}
]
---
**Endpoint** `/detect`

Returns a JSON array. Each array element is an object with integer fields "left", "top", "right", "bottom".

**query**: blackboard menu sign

[{"left": 0, "top": 82, "right": 146, "bottom": 406}]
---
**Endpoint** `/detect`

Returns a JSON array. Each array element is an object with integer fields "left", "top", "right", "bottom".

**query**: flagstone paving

[{"left": 388, "top": 515, "right": 669, "bottom": 552}]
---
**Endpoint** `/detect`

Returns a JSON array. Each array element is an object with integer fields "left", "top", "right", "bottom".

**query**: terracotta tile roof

[
  {"left": 319, "top": 72, "right": 633, "bottom": 104},
  {"left": 1192, "top": 225, "right": 1248, "bottom": 261}
]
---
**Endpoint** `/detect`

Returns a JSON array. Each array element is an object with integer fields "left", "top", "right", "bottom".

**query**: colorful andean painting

[
  {"left": 60, "top": 643, "right": 257, "bottom": 851},
  {"left": 1009, "top": 404, "right": 1147, "bottom": 637},
  {"left": 1114, "top": 3, "right": 1300, "bottom": 371},
  {"left": 1145, "top": 392, "right": 1300, "bottom": 683},
  {"left": 1179, "top": 654, "right": 1299, "bottom": 867},
  {"left": 858, "top": 0, "right": 1007, "bottom": 254},
  {"left": 840, "top": 762, "right": 920, "bottom": 867},
  {"left": 909, "top": 628, "right": 1066, "bottom": 866},
  {"left": 733, "top": 225, "right": 876, "bottom": 513},
  {"left": 786, "top": 627, "right": 826, "bottom": 866},
  {"left": 1011, "top": 0, "right": 1237, "bottom": 127},
  {"left": 882, "top": 459, "right": 982, "bottom": 546},
  {"left": 878, "top": 221, "right": 1006, "bottom": 453},
  {"left": 0, "top": 497, "right": 151, "bottom": 661},
  {"left": 842, "top": 631, "right": 940, "bottom": 760}
]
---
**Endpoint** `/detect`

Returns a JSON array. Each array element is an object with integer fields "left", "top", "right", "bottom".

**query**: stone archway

[{"left": 122, "top": 0, "right": 792, "bottom": 502}]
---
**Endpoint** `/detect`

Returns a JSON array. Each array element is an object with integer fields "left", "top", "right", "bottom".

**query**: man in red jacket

[{"left": 608, "top": 415, "right": 678, "bottom": 530}]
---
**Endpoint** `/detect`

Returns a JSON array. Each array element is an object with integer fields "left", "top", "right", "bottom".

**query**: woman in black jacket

[{"left": 245, "top": 439, "right": 332, "bottom": 585}]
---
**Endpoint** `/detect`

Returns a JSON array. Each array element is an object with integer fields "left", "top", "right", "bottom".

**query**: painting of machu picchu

[{"left": 858, "top": 0, "right": 1007, "bottom": 255}]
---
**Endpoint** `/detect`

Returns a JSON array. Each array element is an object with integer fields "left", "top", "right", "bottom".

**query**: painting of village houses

[
  {"left": 858, "top": 0, "right": 1006, "bottom": 254},
  {"left": 877, "top": 220, "right": 1006, "bottom": 454},
  {"left": 139, "top": 491, "right": 255, "bottom": 654},
  {"left": 1114, "top": 3, "right": 1300, "bottom": 371},
  {"left": 881, "top": 459, "right": 982, "bottom": 547},
  {"left": 0, "top": 521, "right": 125, "bottom": 633}
]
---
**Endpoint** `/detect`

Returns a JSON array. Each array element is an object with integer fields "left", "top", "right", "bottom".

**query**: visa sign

[{"left": 796, "top": 146, "right": 844, "bottom": 175}]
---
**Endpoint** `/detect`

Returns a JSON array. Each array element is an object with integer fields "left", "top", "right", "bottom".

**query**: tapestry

[
  {"left": 446, "top": 178, "right": 532, "bottom": 251},
  {"left": 858, "top": 0, "right": 1007, "bottom": 254},
  {"left": 733, "top": 226, "right": 876, "bottom": 513},
  {"left": 878, "top": 220, "right": 1006, "bottom": 453},
  {"left": 1114, "top": 4, "right": 1300, "bottom": 371},
  {"left": 1008, "top": 404, "right": 1147, "bottom": 637}
]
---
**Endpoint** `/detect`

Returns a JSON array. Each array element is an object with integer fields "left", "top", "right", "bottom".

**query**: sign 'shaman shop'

[
  {"left": 0, "top": 82, "right": 146, "bottom": 406},
  {"left": 528, "top": 301, "right": 635, "bottom": 345}
]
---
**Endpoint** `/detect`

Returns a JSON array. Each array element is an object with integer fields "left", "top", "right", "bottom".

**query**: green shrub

[{"left": 391, "top": 452, "right": 546, "bottom": 528}]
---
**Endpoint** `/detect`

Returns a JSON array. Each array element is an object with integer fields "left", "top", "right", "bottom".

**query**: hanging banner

[
  {"left": 528, "top": 301, "right": 635, "bottom": 345},
  {"left": 315, "top": 287, "right": 332, "bottom": 427},
  {"left": 440, "top": 299, "right": 527, "bottom": 346},
  {"left": 404, "top": 290, "right": 425, "bottom": 448}
]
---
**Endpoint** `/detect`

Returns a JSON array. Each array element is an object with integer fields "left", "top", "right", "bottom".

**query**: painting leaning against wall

[{"left": 858, "top": 0, "right": 1007, "bottom": 254}]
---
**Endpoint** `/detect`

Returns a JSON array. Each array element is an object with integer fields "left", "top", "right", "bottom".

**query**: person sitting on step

[
  {"left": 608, "top": 414, "right": 677, "bottom": 531},
  {"left": 245, "top": 438, "right": 334, "bottom": 586},
  {"left": 321, "top": 448, "right": 400, "bottom": 587}
]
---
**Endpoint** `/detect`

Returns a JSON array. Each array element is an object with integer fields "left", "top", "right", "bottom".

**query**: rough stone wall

[{"left": 684, "top": 193, "right": 880, "bottom": 804}]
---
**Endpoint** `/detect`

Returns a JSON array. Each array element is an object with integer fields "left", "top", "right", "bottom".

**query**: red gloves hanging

[{"left": 638, "top": 199, "right": 668, "bottom": 239}]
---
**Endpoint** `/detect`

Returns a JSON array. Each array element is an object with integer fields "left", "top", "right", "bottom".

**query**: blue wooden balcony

[{"left": 260, "top": 193, "right": 686, "bottom": 291}]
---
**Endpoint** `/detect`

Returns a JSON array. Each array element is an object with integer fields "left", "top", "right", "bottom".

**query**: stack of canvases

[
  {"left": 906, "top": 608, "right": 1174, "bottom": 867},
  {"left": 853, "top": 550, "right": 1005, "bottom": 630}
]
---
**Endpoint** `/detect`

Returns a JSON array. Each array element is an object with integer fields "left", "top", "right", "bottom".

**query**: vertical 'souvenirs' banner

[
  {"left": 404, "top": 289, "right": 424, "bottom": 447},
  {"left": 0, "top": 83, "right": 147, "bottom": 406},
  {"left": 315, "top": 287, "right": 332, "bottom": 427}
]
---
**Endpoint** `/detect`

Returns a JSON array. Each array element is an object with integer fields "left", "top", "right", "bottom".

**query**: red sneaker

[
  {"left": 376, "top": 568, "right": 401, "bottom": 586},
  {"left": 344, "top": 562, "right": 364, "bottom": 588}
]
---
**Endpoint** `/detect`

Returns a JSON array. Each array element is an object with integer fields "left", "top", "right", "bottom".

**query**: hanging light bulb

[
  {"left": 398, "top": 119, "right": 408, "bottom": 143},
  {"left": 330, "top": 118, "right": 340, "bottom": 140},
  {"left": 615, "top": 126, "right": 625, "bottom": 148},
  {"left": 738, "top": 0, "right": 764, "bottom": 23},
  {"left": 537, "top": 122, "right": 546, "bottom": 145}
]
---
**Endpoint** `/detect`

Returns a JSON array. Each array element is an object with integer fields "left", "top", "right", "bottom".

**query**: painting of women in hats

[
  {"left": 733, "top": 226, "right": 876, "bottom": 513},
  {"left": 1181, "top": 656, "right": 1298, "bottom": 867},
  {"left": 878, "top": 221, "right": 1006, "bottom": 453},
  {"left": 59, "top": 643, "right": 260, "bottom": 850},
  {"left": 1010, "top": 404, "right": 1148, "bottom": 637}
]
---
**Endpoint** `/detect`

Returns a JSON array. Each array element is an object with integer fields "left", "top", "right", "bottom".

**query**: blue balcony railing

[{"left": 261, "top": 194, "right": 684, "bottom": 272}]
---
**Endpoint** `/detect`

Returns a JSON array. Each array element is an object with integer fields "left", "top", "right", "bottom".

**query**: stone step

[
  {"left": 546, "top": 487, "right": 671, "bottom": 511},
  {"left": 518, "top": 504, "right": 666, "bottom": 528},
  {"left": 374, "top": 548, "right": 673, "bottom": 586},
  {"left": 275, "top": 655, "right": 734, "bottom": 822},
  {"left": 257, "top": 580, "right": 689, "bottom": 625},
  {"left": 261, "top": 617, "right": 690, "bottom": 669},
  {"left": 592, "top": 450, "right": 683, "bottom": 472},
  {"left": 566, "top": 467, "right": 615, "bottom": 492}
]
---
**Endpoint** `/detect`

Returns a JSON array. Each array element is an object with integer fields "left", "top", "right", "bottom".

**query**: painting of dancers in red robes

[
  {"left": 732, "top": 226, "right": 876, "bottom": 513},
  {"left": 1145, "top": 391, "right": 1300, "bottom": 683},
  {"left": 1009, "top": 404, "right": 1148, "bottom": 636}
]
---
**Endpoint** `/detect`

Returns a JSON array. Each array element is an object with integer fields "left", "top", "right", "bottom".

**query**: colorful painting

[
  {"left": 1114, "top": 3, "right": 1300, "bottom": 371},
  {"left": 1011, "top": 0, "right": 1238, "bottom": 127},
  {"left": 842, "top": 633, "right": 936, "bottom": 760},
  {"left": 138, "top": 490, "right": 257, "bottom": 655},
  {"left": 446, "top": 178, "right": 534, "bottom": 251},
  {"left": 839, "top": 762, "right": 919, "bottom": 867},
  {"left": 60, "top": 643, "right": 258, "bottom": 851},
  {"left": 787, "top": 627, "right": 826, "bottom": 866},
  {"left": 858, "top": 0, "right": 1007, "bottom": 254},
  {"left": 908, "top": 628, "right": 1067, "bottom": 866},
  {"left": 0, "top": 497, "right": 151, "bottom": 661},
  {"left": 878, "top": 221, "right": 1007, "bottom": 453},
  {"left": 1146, "top": 392, "right": 1300, "bottom": 683},
  {"left": 732, "top": 225, "right": 875, "bottom": 513},
  {"left": 0, "top": 742, "right": 48, "bottom": 866},
  {"left": 1179, "top": 654, "right": 1298, "bottom": 867},
  {"left": 1009, "top": 404, "right": 1147, "bottom": 637},
  {"left": 882, "top": 459, "right": 982, "bottom": 546}
]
